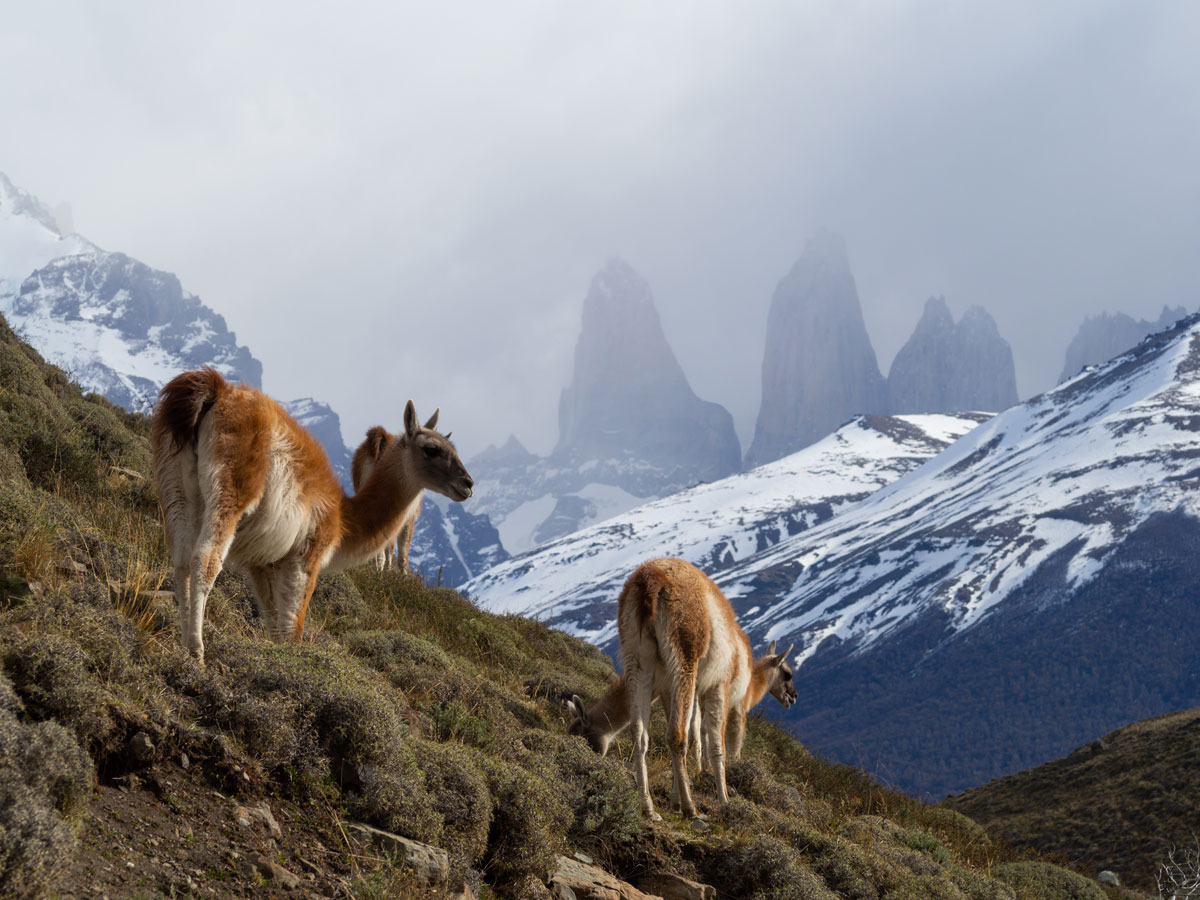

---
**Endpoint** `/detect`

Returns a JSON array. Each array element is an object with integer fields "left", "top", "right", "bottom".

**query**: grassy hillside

[
  {"left": 0, "top": 313, "right": 1135, "bottom": 900},
  {"left": 948, "top": 705, "right": 1200, "bottom": 892}
]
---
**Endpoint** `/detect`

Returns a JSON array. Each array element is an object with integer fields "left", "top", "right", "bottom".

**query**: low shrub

[
  {"left": 481, "top": 754, "right": 571, "bottom": 886},
  {"left": 992, "top": 862, "right": 1107, "bottom": 900},
  {"left": 0, "top": 672, "right": 92, "bottom": 900},
  {"left": 694, "top": 833, "right": 839, "bottom": 900}
]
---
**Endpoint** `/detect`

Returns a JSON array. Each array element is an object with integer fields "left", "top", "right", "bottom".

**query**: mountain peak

[
  {"left": 888, "top": 300, "right": 1017, "bottom": 415},
  {"left": 745, "top": 232, "right": 887, "bottom": 467},
  {"left": 554, "top": 261, "right": 740, "bottom": 487},
  {"left": 914, "top": 296, "right": 954, "bottom": 334}
]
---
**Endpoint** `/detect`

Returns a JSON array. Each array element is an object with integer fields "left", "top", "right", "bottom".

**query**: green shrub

[
  {"left": 896, "top": 827, "right": 952, "bottom": 867},
  {"left": 525, "top": 731, "right": 643, "bottom": 847},
  {"left": 992, "top": 862, "right": 1106, "bottom": 900},
  {"left": 481, "top": 755, "right": 571, "bottom": 885},
  {"left": 695, "top": 834, "right": 839, "bottom": 900},
  {"left": 3, "top": 635, "right": 118, "bottom": 750},
  {"left": 0, "top": 672, "right": 92, "bottom": 900}
]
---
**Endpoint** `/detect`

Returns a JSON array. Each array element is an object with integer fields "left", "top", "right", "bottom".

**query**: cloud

[{"left": 2, "top": 1, "right": 1197, "bottom": 456}]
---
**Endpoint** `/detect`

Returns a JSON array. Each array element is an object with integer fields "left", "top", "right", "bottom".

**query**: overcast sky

[{"left": 3, "top": 1, "right": 1198, "bottom": 458}]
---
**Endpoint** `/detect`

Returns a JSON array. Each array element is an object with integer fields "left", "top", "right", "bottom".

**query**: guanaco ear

[
  {"left": 779, "top": 643, "right": 794, "bottom": 663},
  {"left": 404, "top": 400, "right": 420, "bottom": 439},
  {"left": 424, "top": 408, "right": 440, "bottom": 431},
  {"left": 767, "top": 640, "right": 777, "bottom": 656},
  {"left": 365, "top": 426, "right": 389, "bottom": 460},
  {"left": 567, "top": 694, "right": 587, "bottom": 724}
]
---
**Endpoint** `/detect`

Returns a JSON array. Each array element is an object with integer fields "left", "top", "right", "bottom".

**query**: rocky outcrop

[
  {"left": 745, "top": 232, "right": 887, "bottom": 468},
  {"left": 555, "top": 258, "right": 741, "bottom": 490},
  {"left": 1059, "top": 305, "right": 1188, "bottom": 383},
  {"left": 888, "top": 297, "right": 1019, "bottom": 414},
  {"left": 464, "top": 261, "right": 742, "bottom": 557}
]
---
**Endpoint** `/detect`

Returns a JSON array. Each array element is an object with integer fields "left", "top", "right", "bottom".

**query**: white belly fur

[{"left": 225, "top": 434, "right": 314, "bottom": 568}]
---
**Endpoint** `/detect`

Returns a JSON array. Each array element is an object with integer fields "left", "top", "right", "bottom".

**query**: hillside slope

[
  {"left": 947, "top": 707, "right": 1200, "bottom": 892},
  {"left": 0, "top": 312, "right": 1117, "bottom": 900}
]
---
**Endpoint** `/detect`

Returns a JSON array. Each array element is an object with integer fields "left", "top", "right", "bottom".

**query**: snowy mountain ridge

[
  {"left": 465, "top": 412, "right": 989, "bottom": 647},
  {"left": 719, "top": 311, "right": 1200, "bottom": 668}
]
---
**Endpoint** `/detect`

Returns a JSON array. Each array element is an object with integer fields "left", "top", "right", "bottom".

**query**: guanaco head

[
  {"left": 566, "top": 694, "right": 614, "bottom": 755},
  {"left": 760, "top": 640, "right": 797, "bottom": 708},
  {"left": 403, "top": 400, "right": 474, "bottom": 502}
]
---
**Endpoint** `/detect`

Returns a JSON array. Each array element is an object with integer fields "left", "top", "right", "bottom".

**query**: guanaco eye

[
  {"left": 783, "top": 671, "right": 792, "bottom": 681},
  {"left": 423, "top": 445, "right": 442, "bottom": 458}
]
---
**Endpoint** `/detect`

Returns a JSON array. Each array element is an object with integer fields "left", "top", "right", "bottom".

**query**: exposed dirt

[{"left": 60, "top": 760, "right": 415, "bottom": 900}]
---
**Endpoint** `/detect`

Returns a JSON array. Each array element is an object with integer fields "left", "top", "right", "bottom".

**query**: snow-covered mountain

[
  {"left": 474, "top": 311, "right": 1200, "bottom": 798},
  {"left": 0, "top": 170, "right": 358, "bottom": 485},
  {"left": 464, "top": 412, "right": 989, "bottom": 645},
  {"left": 1059, "top": 305, "right": 1188, "bottom": 383},
  {"left": 281, "top": 398, "right": 352, "bottom": 490},
  {"left": 409, "top": 496, "right": 510, "bottom": 588},
  {"left": 4, "top": 251, "right": 262, "bottom": 412},
  {"left": 706, "top": 311, "right": 1200, "bottom": 796},
  {"left": 723, "top": 312, "right": 1200, "bottom": 663}
]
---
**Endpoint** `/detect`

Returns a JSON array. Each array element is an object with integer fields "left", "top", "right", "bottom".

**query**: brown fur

[
  {"left": 350, "top": 425, "right": 426, "bottom": 572},
  {"left": 567, "top": 557, "right": 795, "bottom": 820},
  {"left": 152, "top": 369, "right": 472, "bottom": 663}
]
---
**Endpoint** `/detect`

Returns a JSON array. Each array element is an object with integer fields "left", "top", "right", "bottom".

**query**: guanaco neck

[
  {"left": 330, "top": 447, "right": 423, "bottom": 571},
  {"left": 745, "top": 657, "right": 773, "bottom": 712},
  {"left": 590, "top": 676, "right": 633, "bottom": 739}
]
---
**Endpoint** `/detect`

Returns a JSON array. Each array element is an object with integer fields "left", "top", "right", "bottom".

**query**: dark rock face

[
  {"left": 409, "top": 499, "right": 509, "bottom": 588},
  {"left": 282, "top": 398, "right": 352, "bottom": 490},
  {"left": 1059, "top": 305, "right": 1188, "bottom": 383},
  {"left": 554, "top": 258, "right": 741, "bottom": 490},
  {"left": 780, "top": 511, "right": 1200, "bottom": 800},
  {"left": 888, "top": 297, "right": 1019, "bottom": 414},
  {"left": 745, "top": 232, "right": 887, "bottom": 468}
]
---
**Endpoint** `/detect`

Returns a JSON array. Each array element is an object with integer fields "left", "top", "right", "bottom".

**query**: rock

[
  {"left": 248, "top": 803, "right": 283, "bottom": 840},
  {"left": 887, "top": 297, "right": 1019, "bottom": 415},
  {"left": 635, "top": 874, "right": 716, "bottom": 900},
  {"left": 56, "top": 558, "right": 87, "bottom": 576},
  {"left": 554, "top": 258, "right": 741, "bottom": 491},
  {"left": 179, "top": 752, "right": 190, "bottom": 769},
  {"left": 249, "top": 853, "right": 301, "bottom": 890},
  {"left": 1097, "top": 870, "right": 1120, "bottom": 886},
  {"left": 1060, "top": 305, "right": 1187, "bottom": 383},
  {"left": 234, "top": 803, "right": 282, "bottom": 838},
  {"left": 345, "top": 822, "right": 449, "bottom": 889},
  {"left": 746, "top": 231, "right": 888, "bottom": 467},
  {"left": 130, "top": 732, "right": 155, "bottom": 764},
  {"left": 549, "top": 855, "right": 664, "bottom": 900}
]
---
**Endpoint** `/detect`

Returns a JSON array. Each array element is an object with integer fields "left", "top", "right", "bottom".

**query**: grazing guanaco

[
  {"left": 567, "top": 557, "right": 795, "bottom": 820},
  {"left": 351, "top": 425, "right": 427, "bottom": 572},
  {"left": 152, "top": 367, "right": 472, "bottom": 663}
]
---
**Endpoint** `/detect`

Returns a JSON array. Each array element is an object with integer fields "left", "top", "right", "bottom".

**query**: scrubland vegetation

[{"left": 0, "top": 315, "right": 1142, "bottom": 899}]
